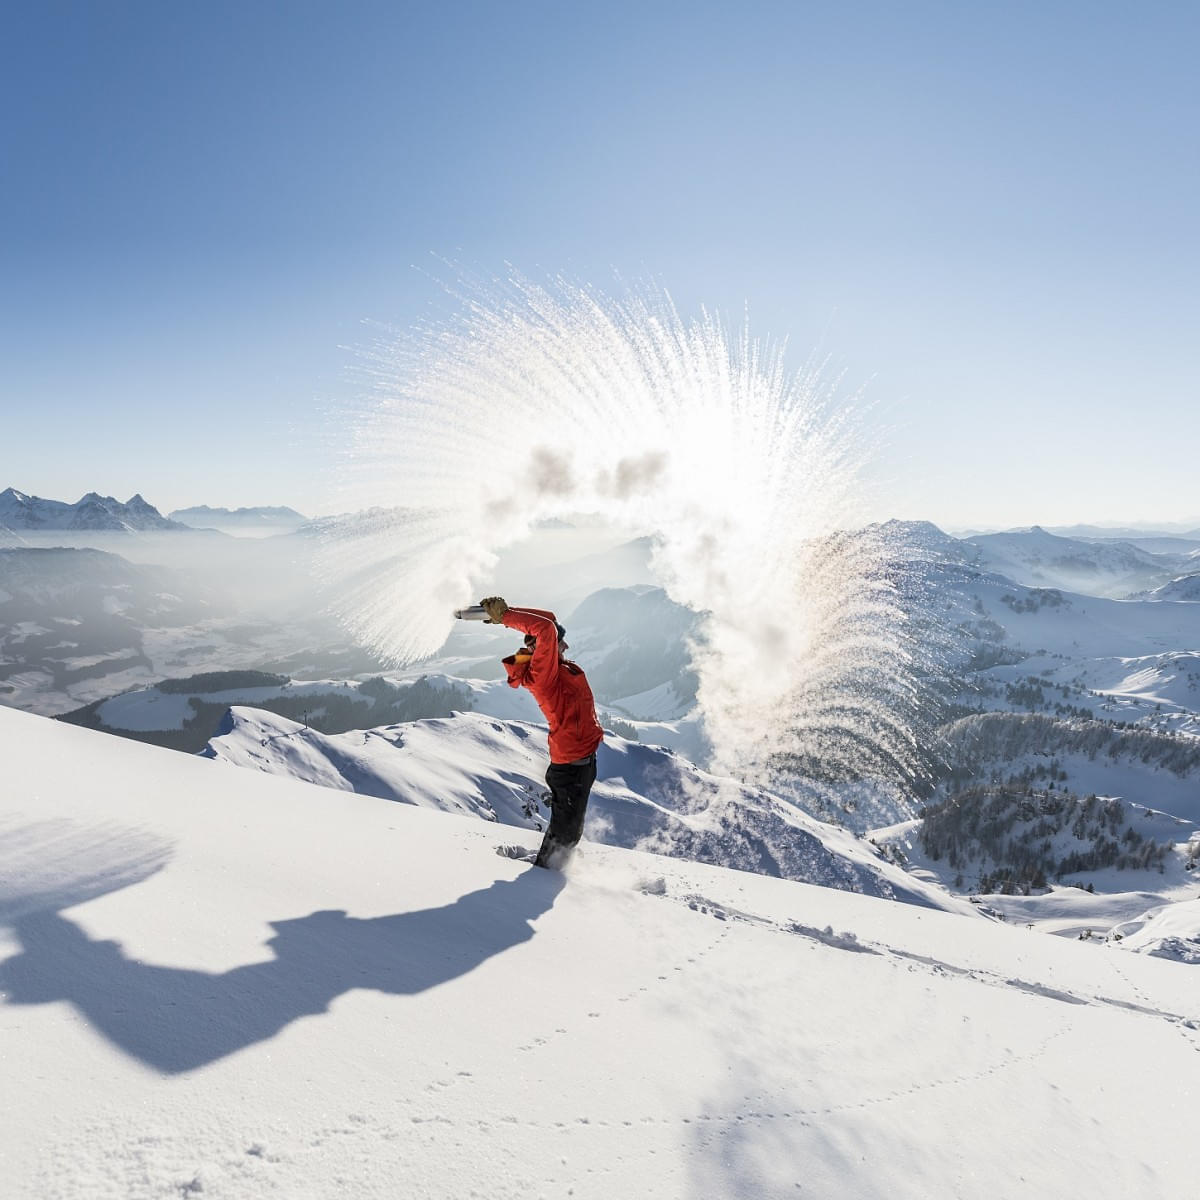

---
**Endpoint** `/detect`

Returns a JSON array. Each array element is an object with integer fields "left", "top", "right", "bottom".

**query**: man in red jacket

[{"left": 480, "top": 596, "right": 604, "bottom": 869}]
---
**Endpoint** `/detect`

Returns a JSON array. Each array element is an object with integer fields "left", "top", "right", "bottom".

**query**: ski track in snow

[{"left": 640, "top": 880, "right": 1200, "bottom": 1036}]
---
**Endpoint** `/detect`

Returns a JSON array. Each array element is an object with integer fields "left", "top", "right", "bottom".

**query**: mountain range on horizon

[
  {"left": 955, "top": 520, "right": 1200, "bottom": 540},
  {"left": 168, "top": 504, "right": 308, "bottom": 533},
  {"left": 0, "top": 487, "right": 186, "bottom": 533},
  {"left": 0, "top": 489, "right": 310, "bottom": 538},
  {"left": 6, "top": 486, "right": 1200, "bottom": 543}
]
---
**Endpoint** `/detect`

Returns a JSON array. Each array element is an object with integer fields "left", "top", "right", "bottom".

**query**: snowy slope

[
  {"left": 870, "top": 803, "right": 1200, "bottom": 953},
  {"left": 1111, "top": 898, "right": 1200, "bottom": 963},
  {"left": 936, "top": 711, "right": 1200, "bottom": 823},
  {"left": 933, "top": 562, "right": 1198, "bottom": 662},
  {"left": 961, "top": 526, "right": 1177, "bottom": 597},
  {"left": 878, "top": 524, "right": 1199, "bottom": 714},
  {"left": 3, "top": 705, "right": 1199, "bottom": 1200},
  {"left": 1141, "top": 573, "right": 1200, "bottom": 602},
  {"left": 202, "top": 706, "right": 965, "bottom": 911},
  {"left": 913, "top": 551, "right": 1200, "bottom": 736}
]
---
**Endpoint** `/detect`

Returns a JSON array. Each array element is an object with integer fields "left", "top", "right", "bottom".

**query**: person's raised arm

[{"left": 481, "top": 597, "right": 561, "bottom": 681}]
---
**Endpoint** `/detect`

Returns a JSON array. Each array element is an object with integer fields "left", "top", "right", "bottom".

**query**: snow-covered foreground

[{"left": 2, "top": 706, "right": 1198, "bottom": 1200}]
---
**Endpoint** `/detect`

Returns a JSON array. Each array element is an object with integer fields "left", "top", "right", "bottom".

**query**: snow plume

[{"left": 317, "top": 272, "right": 935, "bottom": 813}]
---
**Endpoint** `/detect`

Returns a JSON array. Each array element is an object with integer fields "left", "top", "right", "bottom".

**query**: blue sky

[{"left": 2, "top": 0, "right": 1197, "bottom": 528}]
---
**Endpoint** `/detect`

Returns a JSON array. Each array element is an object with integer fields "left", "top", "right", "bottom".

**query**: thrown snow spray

[{"left": 318, "top": 273, "right": 935, "bottom": 822}]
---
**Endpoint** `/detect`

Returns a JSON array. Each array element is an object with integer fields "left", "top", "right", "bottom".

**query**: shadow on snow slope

[
  {"left": 0, "top": 820, "right": 564, "bottom": 1074},
  {"left": 0, "top": 816, "right": 174, "bottom": 923}
]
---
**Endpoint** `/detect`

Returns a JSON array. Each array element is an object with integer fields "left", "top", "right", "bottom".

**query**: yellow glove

[{"left": 480, "top": 596, "right": 509, "bottom": 624}]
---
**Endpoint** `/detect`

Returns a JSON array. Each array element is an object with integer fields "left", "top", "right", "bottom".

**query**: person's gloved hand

[{"left": 480, "top": 596, "right": 509, "bottom": 624}]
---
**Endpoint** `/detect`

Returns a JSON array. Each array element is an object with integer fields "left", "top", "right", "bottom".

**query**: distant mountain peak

[
  {"left": 167, "top": 505, "right": 309, "bottom": 536},
  {"left": 0, "top": 487, "right": 186, "bottom": 532}
]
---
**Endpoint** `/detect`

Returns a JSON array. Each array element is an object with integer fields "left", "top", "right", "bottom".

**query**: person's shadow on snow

[{"left": 0, "top": 872, "right": 563, "bottom": 1074}]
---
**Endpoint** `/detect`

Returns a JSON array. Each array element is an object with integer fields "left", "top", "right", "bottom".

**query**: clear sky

[{"left": 2, "top": 0, "right": 1197, "bottom": 529}]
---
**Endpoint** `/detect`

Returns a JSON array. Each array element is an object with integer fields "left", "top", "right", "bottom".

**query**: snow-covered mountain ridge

[
  {"left": 960, "top": 525, "right": 1178, "bottom": 597},
  {"left": 1140, "top": 573, "right": 1200, "bottom": 602},
  {"left": 899, "top": 539, "right": 1200, "bottom": 737},
  {"left": 2, "top": 703, "right": 1197, "bottom": 1199},
  {"left": 881, "top": 518, "right": 1198, "bottom": 598},
  {"left": 0, "top": 488, "right": 187, "bottom": 533},
  {"left": 202, "top": 705, "right": 970, "bottom": 912}
]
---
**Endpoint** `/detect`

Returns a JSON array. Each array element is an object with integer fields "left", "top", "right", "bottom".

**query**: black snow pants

[{"left": 535, "top": 753, "right": 597, "bottom": 869}]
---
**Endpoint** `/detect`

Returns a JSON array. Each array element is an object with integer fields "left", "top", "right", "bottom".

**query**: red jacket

[{"left": 501, "top": 607, "right": 604, "bottom": 764}]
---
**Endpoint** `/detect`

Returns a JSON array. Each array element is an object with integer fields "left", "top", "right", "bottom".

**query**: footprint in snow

[{"left": 495, "top": 844, "right": 537, "bottom": 863}]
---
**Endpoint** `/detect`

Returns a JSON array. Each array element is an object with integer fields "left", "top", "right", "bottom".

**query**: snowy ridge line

[{"left": 638, "top": 879, "right": 1200, "bottom": 1031}]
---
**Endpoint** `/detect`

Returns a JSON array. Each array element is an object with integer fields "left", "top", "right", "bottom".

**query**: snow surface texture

[
  {"left": 316, "top": 273, "right": 935, "bottom": 808},
  {"left": 2, "top": 705, "right": 1198, "bottom": 1200}
]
